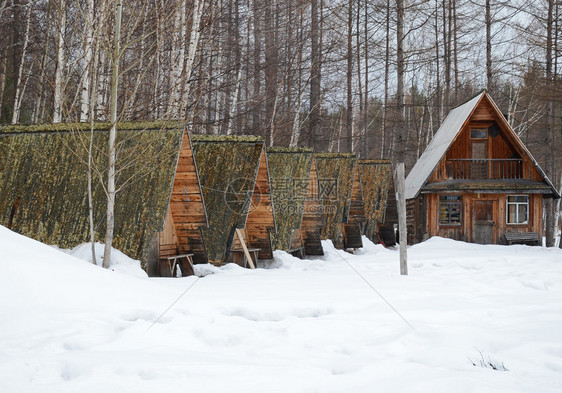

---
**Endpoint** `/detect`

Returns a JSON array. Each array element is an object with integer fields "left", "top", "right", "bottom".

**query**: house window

[
  {"left": 439, "top": 195, "right": 462, "bottom": 225},
  {"left": 507, "top": 195, "right": 528, "bottom": 224},
  {"left": 470, "top": 128, "right": 488, "bottom": 139}
]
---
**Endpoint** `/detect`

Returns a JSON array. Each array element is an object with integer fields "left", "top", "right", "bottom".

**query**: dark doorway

[{"left": 472, "top": 200, "right": 495, "bottom": 244}]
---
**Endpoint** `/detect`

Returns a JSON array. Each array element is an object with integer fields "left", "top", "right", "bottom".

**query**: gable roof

[
  {"left": 405, "top": 90, "right": 560, "bottom": 199},
  {"left": 266, "top": 147, "right": 313, "bottom": 251}
]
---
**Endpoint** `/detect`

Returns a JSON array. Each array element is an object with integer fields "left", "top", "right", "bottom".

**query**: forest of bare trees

[{"left": 0, "top": 0, "right": 561, "bottom": 245}]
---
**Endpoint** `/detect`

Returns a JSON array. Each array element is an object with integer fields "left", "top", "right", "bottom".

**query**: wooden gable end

[
  {"left": 246, "top": 148, "right": 276, "bottom": 259},
  {"left": 160, "top": 129, "right": 208, "bottom": 264},
  {"left": 301, "top": 156, "right": 325, "bottom": 255},
  {"left": 430, "top": 95, "right": 542, "bottom": 183},
  {"left": 348, "top": 162, "right": 366, "bottom": 224}
]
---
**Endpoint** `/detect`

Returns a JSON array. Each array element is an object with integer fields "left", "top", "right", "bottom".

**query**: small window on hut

[
  {"left": 470, "top": 128, "right": 488, "bottom": 139},
  {"left": 439, "top": 195, "right": 462, "bottom": 225},
  {"left": 507, "top": 195, "right": 528, "bottom": 224}
]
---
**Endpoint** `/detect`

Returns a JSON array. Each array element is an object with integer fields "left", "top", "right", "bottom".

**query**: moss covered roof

[
  {"left": 266, "top": 147, "right": 314, "bottom": 154},
  {"left": 190, "top": 135, "right": 264, "bottom": 264},
  {"left": 190, "top": 134, "right": 264, "bottom": 143},
  {"left": 314, "top": 152, "right": 356, "bottom": 159},
  {"left": 0, "top": 120, "right": 185, "bottom": 134},
  {"left": 358, "top": 159, "right": 391, "bottom": 165},
  {"left": 315, "top": 154, "right": 357, "bottom": 242},
  {"left": 0, "top": 127, "right": 183, "bottom": 266},
  {"left": 267, "top": 149, "right": 313, "bottom": 251},
  {"left": 358, "top": 161, "right": 393, "bottom": 234}
]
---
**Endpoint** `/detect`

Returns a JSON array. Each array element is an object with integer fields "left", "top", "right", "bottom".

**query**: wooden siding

[
  {"left": 245, "top": 149, "right": 276, "bottom": 259},
  {"left": 301, "top": 157, "right": 325, "bottom": 255},
  {"left": 163, "top": 129, "right": 208, "bottom": 264},
  {"left": 431, "top": 96, "right": 542, "bottom": 182},
  {"left": 348, "top": 162, "right": 366, "bottom": 224},
  {"left": 423, "top": 192, "right": 543, "bottom": 243},
  {"left": 343, "top": 162, "right": 365, "bottom": 249}
]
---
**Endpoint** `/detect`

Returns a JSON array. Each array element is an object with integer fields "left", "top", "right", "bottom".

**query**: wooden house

[
  {"left": 404, "top": 90, "right": 560, "bottom": 245},
  {"left": 0, "top": 121, "right": 184, "bottom": 275},
  {"left": 357, "top": 160, "right": 393, "bottom": 244},
  {"left": 315, "top": 153, "right": 356, "bottom": 249},
  {"left": 266, "top": 147, "right": 314, "bottom": 257}
]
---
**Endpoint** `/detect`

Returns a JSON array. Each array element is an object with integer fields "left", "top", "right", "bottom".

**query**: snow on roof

[{"left": 405, "top": 91, "right": 485, "bottom": 199}]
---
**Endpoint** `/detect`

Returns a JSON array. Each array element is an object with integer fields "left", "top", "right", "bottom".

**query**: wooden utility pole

[{"left": 394, "top": 163, "right": 408, "bottom": 275}]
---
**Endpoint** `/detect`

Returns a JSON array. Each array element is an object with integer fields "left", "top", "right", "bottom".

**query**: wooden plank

[{"left": 236, "top": 228, "right": 256, "bottom": 269}]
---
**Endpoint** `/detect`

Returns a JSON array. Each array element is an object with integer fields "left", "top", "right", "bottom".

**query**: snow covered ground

[{"left": 1, "top": 224, "right": 561, "bottom": 393}]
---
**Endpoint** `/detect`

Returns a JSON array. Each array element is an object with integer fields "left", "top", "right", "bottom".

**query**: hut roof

[
  {"left": 189, "top": 134, "right": 264, "bottom": 143},
  {"left": 190, "top": 134, "right": 264, "bottom": 264},
  {"left": 266, "top": 148, "right": 313, "bottom": 251},
  {"left": 0, "top": 122, "right": 183, "bottom": 266},
  {"left": 314, "top": 153, "right": 357, "bottom": 242},
  {"left": 267, "top": 147, "right": 314, "bottom": 154},
  {"left": 314, "top": 152, "right": 356, "bottom": 159},
  {"left": 357, "top": 160, "right": 393, "bottom": 225},
  {"left": 0, "top": 120, "right": 186, "bottom": 134}
]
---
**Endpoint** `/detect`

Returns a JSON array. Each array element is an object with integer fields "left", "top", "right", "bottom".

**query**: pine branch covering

[
  {"left": 0, "top": 128, "right": 182, "bottom": 267},
  {"left": 266, "top": 149, "right": 313, "bottom": 251},
  {"left": 191, "top": 137, "right": 264, "bottom": 264},
  {"left": 315, "top": 153, "right": 356, "bottom": 243},
  {"left": 357, "top": 160, "right": 393, "bottom": 239}
]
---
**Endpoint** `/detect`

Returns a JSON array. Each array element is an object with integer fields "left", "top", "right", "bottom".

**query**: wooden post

[
  {"left": 235, "top": 228, "right": 256, "bottom": 269},
  {"left": 394, "top": 163, "right": 408, "bottom": 275}
]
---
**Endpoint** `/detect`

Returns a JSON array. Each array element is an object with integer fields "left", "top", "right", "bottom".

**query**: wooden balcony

[{"left": 445, "top": 159, "right": 526, "bottom": 180}]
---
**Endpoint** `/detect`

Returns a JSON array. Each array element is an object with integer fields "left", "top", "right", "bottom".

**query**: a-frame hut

[
  {"left": 405, "top": 90, "right": 560, "bottom": 245},
  {"left": 189, "top": 134, "right": 276, "bottom": 265},
  {"left": 266, "top": 147, "right": 313, "bottom": 257},
  {"left": 300, "top": 155, "right": 325, "bottom": 255},
  {"left": 315, "top": 153, "right": 356, "bottom": 249},
  {"left": 157, "top": 128, "right": 208, "bottom": 271},
  {"left": 0, "top": 122, "right": 184, "bottom": 275},
  {"left": 357, "top": 160, "right": 393, "bottom": 244}
]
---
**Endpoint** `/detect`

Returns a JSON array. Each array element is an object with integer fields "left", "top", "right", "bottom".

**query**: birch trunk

[
  {"left": 80, "top": 0, "right": 95, "bottom": 122},
  {"left": 103, "top": 0, "right": 123, "bottom": 269},
  {"left": 167, "top": 0, "right": 187, "bottom": 118},
  {"left": 52, "top": 0, "right": 66, "bottom": 123},
  {"left": 11, "top": 4, "right": 31, "bottom": 124},
  {"left": 381, "top": 0, "right": 390, "bottom": 158},
  {"left": 346, "top": 0, "right": 353, "bottom": 153},
  {"left": 33, "top": 9, "right": 51, "bottom": 124},
  {"left": 309, "top": 0, "right": 321, "bottom": 149},
  {"left": 179, "top": 0, "right": 203, "bottom": 120}
]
